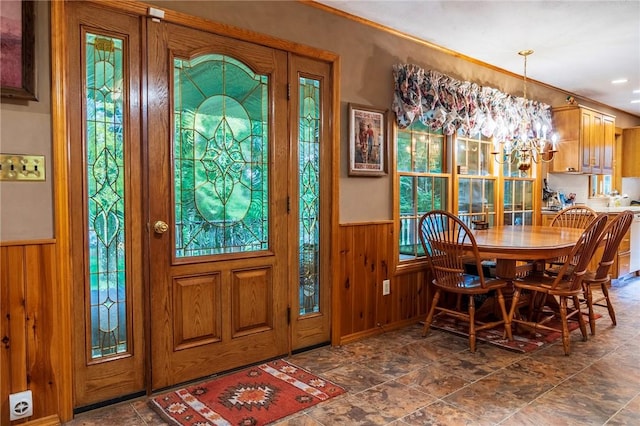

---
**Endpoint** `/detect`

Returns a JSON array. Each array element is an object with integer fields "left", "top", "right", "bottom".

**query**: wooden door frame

[{"left": 51, "top": 0, "right": 340, "bottom": 421}]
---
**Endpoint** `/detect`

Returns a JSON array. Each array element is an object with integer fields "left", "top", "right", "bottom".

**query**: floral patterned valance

[{"left": 391, "top": 64, "right": 553, "bottom": 142}]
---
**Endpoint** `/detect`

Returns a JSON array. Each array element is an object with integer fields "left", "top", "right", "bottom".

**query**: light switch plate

[
  {"left": 382, "top": 279, "right": 390, "bottom": 295},
  {"left": 0, "top": 154, "right": 45, "bottom": 181}
]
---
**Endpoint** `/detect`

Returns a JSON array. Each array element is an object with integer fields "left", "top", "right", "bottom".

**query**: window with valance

[
  {"left": 391, "top": 64, "right": 552, "bottom": 142},
  {"left": 392, "top": 64, "right": 543, "bottom": 264}
]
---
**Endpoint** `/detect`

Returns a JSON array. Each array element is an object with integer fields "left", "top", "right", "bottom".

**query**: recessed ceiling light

[
  {"left": 631, "top": 100, "right": 640, "bottom": 104},
  {"left": 634, "top": 89, "right": 640, "bottom": 94},
  {"left": 611, "top": 78, "right": 628, "bottom": 84}
]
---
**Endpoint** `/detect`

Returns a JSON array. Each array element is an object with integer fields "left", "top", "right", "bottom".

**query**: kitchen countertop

[{"left": 542, "top": 206, "right": 640, "bottom": 214}]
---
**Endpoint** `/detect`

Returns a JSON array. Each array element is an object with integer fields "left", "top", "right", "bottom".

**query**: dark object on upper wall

[{"left": 1, "top": 0, "right": 37, "bottom": 101}]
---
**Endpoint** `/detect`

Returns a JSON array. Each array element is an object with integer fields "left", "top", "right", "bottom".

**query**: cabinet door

[
  {"left": 622, "top": 127, "right": 640, "bottom": 177},
  {"left": 551, "top": 107, "right": 582, "bottom": 172},
  {"left": 602, "top": 115, "right": 615, "bottom": 174},
  {"left": 590, "top": 113, "right": 603, "bottom": 174},
  {"left": 581, "top": 109, "right": 594, "bottom": 173}
]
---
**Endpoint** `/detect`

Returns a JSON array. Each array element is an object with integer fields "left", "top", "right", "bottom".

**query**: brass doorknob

[{"left": 153, "top": 220, "right": 169, "bottom": 234}]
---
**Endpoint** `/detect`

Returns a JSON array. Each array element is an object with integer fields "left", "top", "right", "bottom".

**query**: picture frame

[
  {"left": 348, "top": 103, "right": 388, "bottom": 176},
  {"left": 1, "top": 0, "right": 37, "bottom": 100}
]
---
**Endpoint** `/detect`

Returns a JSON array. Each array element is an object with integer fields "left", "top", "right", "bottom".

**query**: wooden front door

[
  {"left": 146, "top": 21, "right": 290, "bottom": 390},
  {"left": 66, "top": 0, "right": 333, "bottom": 407}
]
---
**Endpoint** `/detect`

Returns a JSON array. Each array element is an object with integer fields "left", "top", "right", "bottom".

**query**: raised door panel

[
  {"left": 231, "top": 268, "right": 273, "bottom": 335},
  {"left": 590, "top": 113, "right": 603, "bottom": 174},
  {"left": 617, "top": 251, "right": 631, "bottom": 278},
  {"left": 542, "top": 214, "right": 555, "bottom": 226},
  {"left": 622, "top": 127, "right": 640, "bottom": 177},
  {"left": 173, "top": 275, "right": 222, "bottom": 349},
  {"left": 581, "top": 109, "right": 595, "bottom": 173},
  {"left": 602, "top": 115, "right": 615, "bottom": 173},
  {"left": 551, "top": 106, "right": 581, "bottom": 172}
]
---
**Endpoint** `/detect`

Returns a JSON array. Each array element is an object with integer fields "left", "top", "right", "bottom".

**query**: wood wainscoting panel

[
  {"left": 336, "top": 222, "right": 430, "bottom": 344},
  {"left": 1, "top": 241, "right": 60, "bottom": 424}
]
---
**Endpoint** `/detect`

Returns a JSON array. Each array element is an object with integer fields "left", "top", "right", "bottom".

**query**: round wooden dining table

[{"left": 469, "top": 225, "right": 585, "bottom": 279}]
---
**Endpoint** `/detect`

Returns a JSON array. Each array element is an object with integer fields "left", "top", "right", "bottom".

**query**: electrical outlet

[
  {"left": 9, "top": 390, "right": 33, "bottom": 421},
  {"left": 382, "top": 279, "right": 390, "bottom": 295}
]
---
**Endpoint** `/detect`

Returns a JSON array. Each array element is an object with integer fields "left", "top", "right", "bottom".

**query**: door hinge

[
  {"left": 287, "top": 83, "right": 291, "bottom": 100},
  {"left": 287, "top": 306, "right": 291, "bottom": 325},
  {"left": 287, "top": 195, "right": 291, "bottom": 214}
]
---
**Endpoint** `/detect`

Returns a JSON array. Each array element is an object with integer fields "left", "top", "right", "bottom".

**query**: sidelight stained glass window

[
  {"left": 173, "top": 54, "right": 269, "bottom": 257},
  {"left": 85, "top": 33, "right": 127, "bottom": 358},
  {"left": 298, "top": 77, "right": 321, "bottom": 315}
]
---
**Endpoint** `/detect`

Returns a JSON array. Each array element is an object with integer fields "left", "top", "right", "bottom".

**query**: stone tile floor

[{"left": 66, "top": 276, "right": 640, "bottom": 425}]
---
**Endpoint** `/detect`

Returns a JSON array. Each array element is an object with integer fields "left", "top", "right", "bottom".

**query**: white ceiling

[{"left": 316, "top": 0, "right": 640, "bottom": 117}]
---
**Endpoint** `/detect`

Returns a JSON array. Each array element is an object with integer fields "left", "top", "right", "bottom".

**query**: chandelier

[{"left": 491, "top": 50, "right": 558, "bottom": 171}]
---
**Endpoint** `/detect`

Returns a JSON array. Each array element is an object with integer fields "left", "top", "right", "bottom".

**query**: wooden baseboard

[
  {"left": 338, "top": 317, "right": 422, "bottom": 346},
  {"left": 18, "top": 415, "right": 61, "bottom": 426}
]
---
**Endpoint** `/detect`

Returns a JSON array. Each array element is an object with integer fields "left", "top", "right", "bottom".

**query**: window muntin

[
  {"left": 456, "top": 132, "right": 496, "bottom": 227},
  {"left": 397, "top": 121, "right": 448, "bottom": 261},
  {"left": 502, "top": 151, "right": 535, "bottom": 225}
]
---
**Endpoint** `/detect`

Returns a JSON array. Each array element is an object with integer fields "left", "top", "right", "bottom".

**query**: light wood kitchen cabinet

[
  {"left": 551, "top": 105, "right": 615, "bottom": 174},
  {"left": 614, "top": 224, "right": 631, "bottom": 278},
  {"left": 622, "top": 127, "right": 640, "bottom": 177}
]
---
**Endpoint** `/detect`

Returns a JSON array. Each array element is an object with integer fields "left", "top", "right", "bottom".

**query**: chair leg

[
  {"left": 573, "top": 295, "right": 588, "bottom": 341},
  {"left": 600, "top": 280, "right": 617, "bottom": 326},
  {"left": 559, "top": 297, "right": 571, "bottom": 356},
  {"left": 423, "top": 289, "right": 441, "bottom": 337},
  {"left": 496, "top": 289, "right": 512, "bottom": 341},
  {"left": 507, "top": 288, "right": 521, "bottom": 326},
  {"left": 583, "top": 283, "right": 597, "bottom": 335},
  {"left": 468, "top": 295, "right": 476, "bottom": 353}
]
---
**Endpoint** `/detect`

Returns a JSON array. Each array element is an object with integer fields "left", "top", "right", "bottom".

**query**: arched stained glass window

[{"left": 173, "top": 54, "right": 269, "bottom": 257}]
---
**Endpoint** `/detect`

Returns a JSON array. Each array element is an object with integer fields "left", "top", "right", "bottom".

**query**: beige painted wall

[
  {"left": 145, "top": 0, "right": 640, "bottom": 223},
  {"left": 1, "top": 0, "right": 639, "bottom": 240},
  {"left": 0, "top": 1, "right": 52, "bottom": 241}
]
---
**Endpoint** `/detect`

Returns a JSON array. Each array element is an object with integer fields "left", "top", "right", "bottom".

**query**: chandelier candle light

[{"left": 491, "top": 50, "right": 558, "bottom": 171}]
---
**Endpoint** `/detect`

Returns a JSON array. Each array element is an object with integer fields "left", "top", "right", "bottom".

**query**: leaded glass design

[
  {"left": 299, "top": 77, "right": 320, "bottom": 315},
  {"left": 85, "top": 33, "right": 127, "bottom": 358},
  {"left": 173, "top": 54, "right": 269, "bottom": 257}
]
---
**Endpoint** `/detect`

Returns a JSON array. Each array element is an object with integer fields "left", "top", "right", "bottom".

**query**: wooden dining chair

[
  {"left": 550, "top": 205, "right": 598, "bottom": 228},
  {"left": 545, "top": 205, "right": 599, "bottom": 273},
  {"left": 419, "top": 210, "right": 513, "bottom": 353},
  {"left": 581, "top": 210, "right": 634, "bottom": 335},
  {"left": 507, "top": 214, "right": 608, "bottom": 355}
]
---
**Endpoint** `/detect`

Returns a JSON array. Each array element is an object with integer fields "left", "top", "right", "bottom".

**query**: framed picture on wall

[
  {"left": 1, "top": 0, "right": 37, "bottom": 100},
  {"left": 348, "top": 103, "right": 388, "bottom": 176}
]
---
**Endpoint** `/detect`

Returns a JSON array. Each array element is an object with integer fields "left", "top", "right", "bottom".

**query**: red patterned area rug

[
  {"left": 150, "top": 359, "right": 345, "bottom": 426},
  {"left": 429, "top": 314, "right": 599, "bottom": 353}
]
